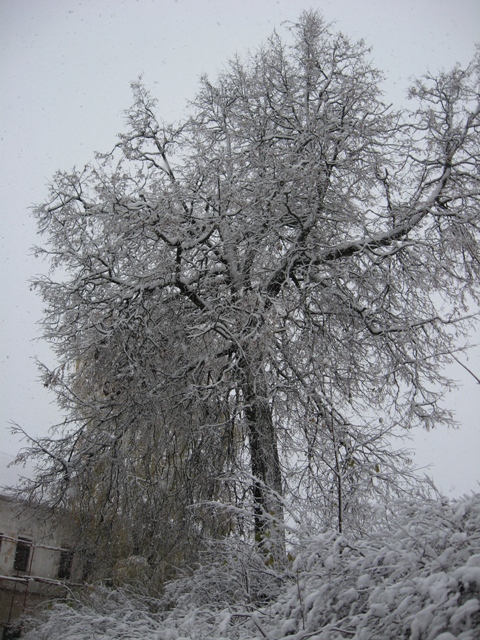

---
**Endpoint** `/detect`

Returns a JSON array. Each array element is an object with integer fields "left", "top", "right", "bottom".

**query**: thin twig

[{"left": 451, "top": 353, "right": 480, "bottom": 384}]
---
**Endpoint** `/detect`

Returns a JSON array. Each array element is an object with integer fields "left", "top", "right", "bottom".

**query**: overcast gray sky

[{"left": 1, "top": 0, "right": 479, "bottom": 496}]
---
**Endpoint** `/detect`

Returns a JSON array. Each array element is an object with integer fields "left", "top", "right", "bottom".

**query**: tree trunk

[{"left": 241, "top": 359, "right": 285, "bottom": 565}]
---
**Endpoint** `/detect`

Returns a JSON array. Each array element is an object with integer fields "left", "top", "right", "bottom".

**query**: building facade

[{"left": 0, "top": 492, "right": 78, "bottom": 638}]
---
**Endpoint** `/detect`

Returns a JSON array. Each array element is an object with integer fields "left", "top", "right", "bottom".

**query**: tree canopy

[{"left": 22, "top": 11, "right": 480, "bottom": 574}]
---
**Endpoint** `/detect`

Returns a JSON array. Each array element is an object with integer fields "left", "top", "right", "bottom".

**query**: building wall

[
  {"left": 0, "top": 493, "right": 81, "bottom": 635},
  {"left": 0, "top": 493, "right": 77, "bottom": 592}
]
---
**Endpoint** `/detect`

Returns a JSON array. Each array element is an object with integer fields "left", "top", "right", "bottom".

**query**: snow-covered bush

[
  {"left": 267, "top": 493, "right": 480, "bottom": 639},
  {"left": 21, "top": 588, "right": 165, "bottom": 640},
  {"left": 162, "top": 537, "right": 284, "bottom": 610},
  {"left": 23, "top": 494, "right": 480, "bottom": 639}
]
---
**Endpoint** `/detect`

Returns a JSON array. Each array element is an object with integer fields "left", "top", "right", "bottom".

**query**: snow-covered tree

[{"left": 23, "top": 11, "right": 480, "bottom": 568}]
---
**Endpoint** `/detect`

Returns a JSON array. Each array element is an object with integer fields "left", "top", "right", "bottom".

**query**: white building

[{"left": 0, "top": 453, "right": 78, "bottom": 637}]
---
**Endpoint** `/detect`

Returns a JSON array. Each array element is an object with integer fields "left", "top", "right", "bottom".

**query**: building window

[
  {"left": 13, "top": 537, "right": 31, "bottom": 572},
  {"left": 58, "top": 549, "right": 74, "bottom": 580}
]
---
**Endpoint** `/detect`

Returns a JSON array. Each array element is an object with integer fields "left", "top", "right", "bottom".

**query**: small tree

[{"left": 22, "top": 12, "right": 479, "bottom": 568}]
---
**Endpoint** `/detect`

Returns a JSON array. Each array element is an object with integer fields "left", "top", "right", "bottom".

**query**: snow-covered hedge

[{"left": 23, "top": 494, "right": 480, "bottom": 639}]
